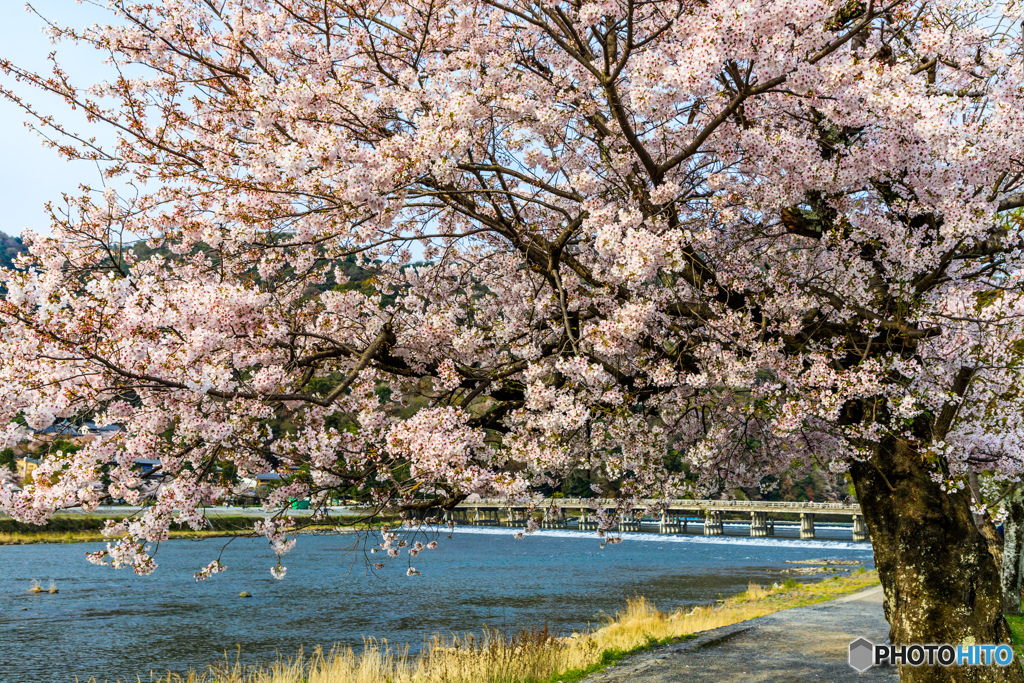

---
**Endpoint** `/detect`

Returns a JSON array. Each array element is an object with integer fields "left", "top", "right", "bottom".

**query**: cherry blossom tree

[{"left": 3, "top": 1, "right": 1024, "bottom": 680}]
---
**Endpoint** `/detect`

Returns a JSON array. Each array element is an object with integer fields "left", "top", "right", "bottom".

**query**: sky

[
  {"left": 0, "top": 1, "right": 116, "bottom": 239},
  {"left": 0, "top": 2, "right": 433, "bottom": 261}
]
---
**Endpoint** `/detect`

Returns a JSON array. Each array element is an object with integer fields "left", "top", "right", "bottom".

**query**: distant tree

[
  {"left": 47, "top": 440, "right": 80, "bottom": 456},
  {"left": 559, "top": 470, "right": 599, "bottom": 499},
  {"left": 218, "top": 462, "right": 239, "bottom": 489},
  {"left": 0, "top": 233, "right": 25, "bottom": 271}
]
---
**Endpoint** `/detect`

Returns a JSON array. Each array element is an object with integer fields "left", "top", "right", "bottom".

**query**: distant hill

[
  {"left": 0, "top": 233, "right": 416, "bottom": 294},
  {"left": 130, "top": 239, "right": 384, "bottom": 297},
  {"left": 0, "top": 233, "right": 26, "bottom": 270}
]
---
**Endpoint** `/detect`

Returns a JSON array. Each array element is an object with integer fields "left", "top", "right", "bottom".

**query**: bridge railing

[{"left": 453, "top": 498, "right": 861, "bottom": 513}]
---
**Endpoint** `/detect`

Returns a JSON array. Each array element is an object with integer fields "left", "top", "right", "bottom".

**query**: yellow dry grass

[
  {"left": 0, "top": 529, "right": 251, "bottom": 545},
  {"left": 111, "top": 569, "right": 877, "bottom": 683},
  {"left": 1, "top": 524, "right": 389, "bottom": 545}
]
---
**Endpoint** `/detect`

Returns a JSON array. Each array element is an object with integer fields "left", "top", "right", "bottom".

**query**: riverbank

[
  {"left": 114, "top": 568, "right": 879, "bottom": 683},
  {"left": 579, "top": 584, "right": 894, "bottom": 683},
  {"left": 0, "top": 514, "right": 396, "bottom": 545}
]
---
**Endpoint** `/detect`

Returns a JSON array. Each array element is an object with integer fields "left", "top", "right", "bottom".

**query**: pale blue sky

[{"left": 0, "top": 1, "right": 115, "bottom": 238}]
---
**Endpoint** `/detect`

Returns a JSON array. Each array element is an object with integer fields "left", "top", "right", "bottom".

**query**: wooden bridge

[{"left": 449, "top": 498, "right": 868, "bottom": 541}]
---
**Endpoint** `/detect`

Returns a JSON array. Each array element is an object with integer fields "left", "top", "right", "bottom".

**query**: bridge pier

[
  {"left": 800, "top": 512, "right": 815, "bottom": 539},
  {"left": 578, "top": 513, "right": 598, "bottom": 531},
  {"left": 659, "top": 513, "right": 682, "bottom": 533},
  {"left": 852, "top": 514, "right": 868, "bottom": 542},
  {"left": 542, "top": 510, "right": 565, "bottom": 529},
  {"left": 618, "top": 517, "right": 640, "bottom": 532},
  {"left": 750, "top": 511, "right": 768, "bottom": 537},
  {"left": 704, "top": 510, "right": 723, "bottom": 535}
]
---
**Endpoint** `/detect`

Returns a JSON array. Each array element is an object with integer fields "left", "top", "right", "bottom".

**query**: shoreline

[
  {"left": 82, "top": 568, "right": 880, "bottom": 683},
  {"left": 548, "top": 569, "right": 882, "bottom": 683},
  {"left": 576, "top": 584, "right": 893, "bottom": 683},
  {"left": 0, "top": 514, "right": 392, "bottom": 545}
]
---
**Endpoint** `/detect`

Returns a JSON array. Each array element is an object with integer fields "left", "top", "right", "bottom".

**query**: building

[{"left": 15, "top": 457, "right": 39, "bottom": 479}]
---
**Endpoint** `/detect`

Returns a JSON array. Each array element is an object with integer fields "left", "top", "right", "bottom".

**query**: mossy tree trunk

[
  {"left": 850, "top": 429, "right": 1024, "bottom": 683},
  {"left": 1001, "top": 487, "right": 1024, "bottom": 616}
]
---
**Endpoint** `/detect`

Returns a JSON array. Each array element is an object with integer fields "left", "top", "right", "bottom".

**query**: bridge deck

[{"left": 454, "top": 498, "right": 861, "bottom": 514}]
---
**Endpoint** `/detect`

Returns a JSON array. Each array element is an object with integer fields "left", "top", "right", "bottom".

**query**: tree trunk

[
  {"left": 970, "top": 471, "right": 1005, "bottom": 577},
  {"left": 850, "top": 434, "right": 1024, "bottom": 683},
  {"left": 1001, "top": 487, "right": 1024, "bottom": 616}
]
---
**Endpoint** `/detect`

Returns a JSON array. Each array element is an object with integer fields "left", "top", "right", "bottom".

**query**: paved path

[{"left": 582, "top": 585, "right": 897, "bottom": 683}]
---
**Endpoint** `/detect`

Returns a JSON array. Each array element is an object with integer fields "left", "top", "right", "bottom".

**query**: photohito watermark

[{"left": 848, "top": 638, "right": 1015, "bottom": 671}]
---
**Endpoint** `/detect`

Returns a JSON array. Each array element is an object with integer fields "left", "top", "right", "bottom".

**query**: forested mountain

[
  {"left": 0, "top": 233, "right": 25, "bottom": 270},
  {"left": 1, "top": 232, "right": 395, "bottom": 296},
  {"left": 129, "top": 239, "right": 386, "bottom": 298}
]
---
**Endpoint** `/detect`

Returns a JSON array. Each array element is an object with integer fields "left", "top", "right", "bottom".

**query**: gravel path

[{"left": 581, "top": 585, "right": 897, "bottom": 683}]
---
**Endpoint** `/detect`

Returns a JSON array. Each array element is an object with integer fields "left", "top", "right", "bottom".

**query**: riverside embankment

[
  {"left": 581, "top": 583, "right": 894, "bottom": 683},
  {"left": 0, "top": 509, "right": 392, "bottom": 545},
  {"left": 0, "top": 514, "right": 263, "bottom": 544}
]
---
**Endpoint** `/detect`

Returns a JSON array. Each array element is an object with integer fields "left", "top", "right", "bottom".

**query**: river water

[{"left": 0, "top": 526, "right": 874, "bottom": 683}]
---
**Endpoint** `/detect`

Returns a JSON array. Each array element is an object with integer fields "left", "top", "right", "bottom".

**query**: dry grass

[
  {"left": 110, "top": 570, "right": 878, "bottom": 683},
  {"left": 0, "top": 529, "right": 254, "bottom": 545}
]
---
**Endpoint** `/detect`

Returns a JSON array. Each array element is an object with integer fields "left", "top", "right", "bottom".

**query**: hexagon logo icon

[{"left": 849, "top": 638, "right": 875, "bottom": 672}]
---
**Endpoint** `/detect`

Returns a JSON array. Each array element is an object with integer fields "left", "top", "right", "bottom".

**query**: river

[{"left": 0, "top": 526, "right": 874, "bottom": 683}]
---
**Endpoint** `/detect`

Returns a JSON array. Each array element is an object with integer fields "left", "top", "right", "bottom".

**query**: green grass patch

[{"left": 1006, "top": 615, "right": 1024, "bottom": 657}]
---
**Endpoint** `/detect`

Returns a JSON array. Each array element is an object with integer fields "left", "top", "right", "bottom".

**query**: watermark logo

[
  {"left": 849, "top": 638, "right": 874, "bottom": 672},
  {"left": 849, "top": 639, "right": 1015, "bottom": 670}
]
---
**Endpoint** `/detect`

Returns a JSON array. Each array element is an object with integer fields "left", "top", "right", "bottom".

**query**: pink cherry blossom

[{"left": 1, "top": 0, "right": 1024, "bottom": 653}]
